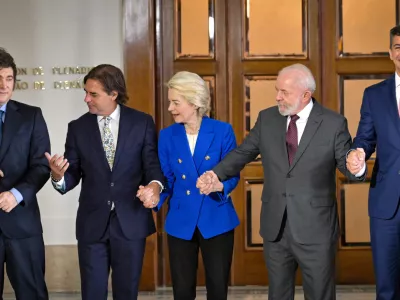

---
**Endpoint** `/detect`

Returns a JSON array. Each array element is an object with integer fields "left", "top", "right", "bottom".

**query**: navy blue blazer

[
  {"left": 156, "top": 117, "right": 240, "bottom": 240},
  {"left": 58, "top": 105, "right": 165, "bottom": 243},
  {"left": 0, "top": 100, "right": 50, "bottom": 238},
  {"left": 352, "top": 75, "right": 400, "bottom": 219}
]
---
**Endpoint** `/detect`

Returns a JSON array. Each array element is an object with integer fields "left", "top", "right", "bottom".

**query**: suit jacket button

[
  {"left": 178, "top": 159, "right": 182, "bottom": 163},
  {"left": 110, "top": 182, "right": 114, "bottom": 187},
  {"left": 286, "top": 174, "right": 291, "bottom": 178},
  {"left": 182, "top": 174, "right": 186, "bottom": 179},
  {"left": 205, "top": 155, "right": 210, "bottom": 160},
  {"left": 186, "top": 190, "right": 190, "bottom": 195},
  {"left": 107, "top": 200, "right": 111, "bottom": 205}
]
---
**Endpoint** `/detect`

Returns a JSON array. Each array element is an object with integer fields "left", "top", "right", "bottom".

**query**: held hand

[
  {"left": 346, "top": 148, "right": 366, "bottom": 175},
  {"left": 136, "top": 182, "right": 160, "bottom": 209},
  {"left": 196, "top": 171, "right": 223, "bottom": 195},
  {"left": 0, "top": 191, "right": 18, "bottom": 213},
  {"left": 45, "top": 152, "right": 69, "bottom": 181}
]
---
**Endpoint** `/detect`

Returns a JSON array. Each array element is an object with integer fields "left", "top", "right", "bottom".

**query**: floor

[{"left": 3, "top": 286, "right": 376, "bottom": 299}]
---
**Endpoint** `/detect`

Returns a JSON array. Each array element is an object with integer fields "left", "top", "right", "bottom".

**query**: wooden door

[
  {"left": 226, "top": 0, "right": 321, "bottom": 285},
  {"left": 155, "top": 0, "right": 230, "bottom": 286}
]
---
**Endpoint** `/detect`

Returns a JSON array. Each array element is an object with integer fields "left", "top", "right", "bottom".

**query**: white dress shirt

[
  {"left": 187, "top": 134, "right": 198, "bottom": 155},
  {"left": 286, "top": 100, "right": 314, "bottom": 144}
]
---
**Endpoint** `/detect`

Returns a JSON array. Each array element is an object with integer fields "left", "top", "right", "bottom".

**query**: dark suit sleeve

[
  {"left": 61, "top": 122, "right": 82, "bottom": 194},
  {"left": 13, "top": 108, "right": 50, "bottom": 205},
  {"left": 213, "top": 113, "right": 261, "bottom": 181},
  {"left": 352, "top": 89, "right": 377, "bottom": 159},
  {"left": 335, "top": 118, "right": 364, "bottom": 181},
  {"left": 142, "top": 115, "right": 165, "bottom": 185},
  {"left": 216, "top": 124, "right": 239, "bottom": 199}
]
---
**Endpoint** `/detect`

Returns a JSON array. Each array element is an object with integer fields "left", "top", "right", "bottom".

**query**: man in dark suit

[
  {"left": 198, "top": 64, "right": 362, "bottom": 300},
  {"left": 45, "top": 64, "right": 164, "bottom": 300},
  {"left": 347, "top": 25, "right": 400, "bottom": 300},
  {"left": 0, "top": 48, "right": 50, "bottom": 299}
]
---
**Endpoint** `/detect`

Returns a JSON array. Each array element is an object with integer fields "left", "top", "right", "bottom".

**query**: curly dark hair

[
  {"left": 390, "top": 25, "right": 400, "bottom": 48},
  {"left": 0, "top": 48, "right": 17, "bottom": 87},
  {"left": 84, "top": 64, "right": 128, "bottom": 105}
]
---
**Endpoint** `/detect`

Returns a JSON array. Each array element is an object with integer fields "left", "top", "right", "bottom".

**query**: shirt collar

[
  {"left": 0, "top": 102, "right": 8, "bottom": 113},
  {"left": 395, "top": 72, "right": 400, "bottom": 88},
  {"left": 97, "top": 104, "right": 120, "bottom": 123},
  {"left": 294, "top": 99, "right": 314, "bottom": 120}
]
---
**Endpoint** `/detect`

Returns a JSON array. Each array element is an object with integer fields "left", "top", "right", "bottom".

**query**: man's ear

[
  {"left": 111, "top": 91, "right": 118, "bottom": 101},
  {"left": 303, "top": 91, "right": 312, "bottom": 101}
]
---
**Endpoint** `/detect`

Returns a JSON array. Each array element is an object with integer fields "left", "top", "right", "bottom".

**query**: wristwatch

[{"left": 50, "top": 172, "right": 61, "bottom": 182}]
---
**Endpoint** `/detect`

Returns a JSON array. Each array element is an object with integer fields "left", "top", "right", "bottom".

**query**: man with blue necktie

[
  {"left": 0, "top": 48, "right": 50, "bottom": 299},
  {"left": 45, "top": 64, "right": 164, "bottom": 300},
  {"left": 347, "top": 25, "right": 400, "bottom": 300}
]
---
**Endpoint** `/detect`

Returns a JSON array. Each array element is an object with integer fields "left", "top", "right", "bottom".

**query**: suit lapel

[
  {"left": 87, "top": 113, "right": 110, "bottom": 171},
  {"left": 172, "top": 124, "right": 198, "bottom": 175},
  {"left": 384, "top": 76, "right": 400, "bottom": 136},
  {"left": 113, "top": 106, "right": 130, "bottom": 170},
  {"left": 0, "top": 101, "right": 23, "bottom": 164},
  {"left": 288, "top": 100, "right": 323, "bottom": 172},
  {"left": 193, "top": 117, "right": 214, "bottom": 171}
]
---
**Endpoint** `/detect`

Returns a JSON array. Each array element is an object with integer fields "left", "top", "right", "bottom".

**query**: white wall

[{"left": 0, "top": 0, "right": 123, "bottom": 244}]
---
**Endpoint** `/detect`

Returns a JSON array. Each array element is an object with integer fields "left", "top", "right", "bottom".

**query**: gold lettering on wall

[
  {"left": 15, "top": 82, "right": 29, "bottom": 90},
  {"left": 34, "top": 81, "right": 45, "bottom": 90},
  {"left": 54, "top": 80, "right": 83, "bottom": 89},
  {"left": 52, "top": 67, "right": 93, "bottom": 75},
  {"left": 14, "top": 66, "right": 94, "bottom": 90},
  {"left": 32, "top": 67, "right": 44, "bottom": 75},
  {"left": 17, "top": 68, "right": 27, "bottom": 75}
]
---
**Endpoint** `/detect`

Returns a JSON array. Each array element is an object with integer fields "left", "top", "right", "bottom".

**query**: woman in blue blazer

[{"left": 155, "top": 71, "right": 239, "bottom": 300}]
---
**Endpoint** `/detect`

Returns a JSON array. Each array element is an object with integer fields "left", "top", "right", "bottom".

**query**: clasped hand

[
  {"left": 346, "top": 148, "right": 366, "bottom": 175},
  {"left": 137, "top": 182, "right": 161, "bottom": 209},
  {"left": 196, "top": 171, "right": 223, "bottom": 195}
]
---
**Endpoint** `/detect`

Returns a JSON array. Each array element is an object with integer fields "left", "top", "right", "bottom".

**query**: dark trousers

[
  {"left": 167, "top": 228, "right": 234, "bottom": 300},
  {"left": 78, "top": 211, "right": 146, "bottom": 300},
  {"left": 0, "top": 233, "right": 48, "bottom": 300},
  {"left": 263, "top": 214, "right": 336, "bottom": 300},
  {"left": 370, "top": 203, "right": 400, "bottom": 300}
]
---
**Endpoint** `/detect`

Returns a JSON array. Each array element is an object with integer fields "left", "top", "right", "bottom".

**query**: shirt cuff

[
  {"left": 355, "top": 164, "right": 366, "bottom": 177},
  {"left": 52, "top": 176, "right": 66, "bottom": 191},
  {"left": 10, "top": 188, "right": 23, "bottom": 204},
  {"left": 149, "top": 180, "right": 164, "bottom": 192}
]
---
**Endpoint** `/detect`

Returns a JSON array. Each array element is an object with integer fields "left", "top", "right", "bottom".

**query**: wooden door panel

[
  {"left": 227, "top": 0, "right": 321, "bottom": 285},
  {"left": 156, "top": 0, "right": 227, "bottom": 286}
]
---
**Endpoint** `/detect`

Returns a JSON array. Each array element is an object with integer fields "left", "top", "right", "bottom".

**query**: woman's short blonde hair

[{"left": 166, "top": 71, "right": 211, "bottom": 116}]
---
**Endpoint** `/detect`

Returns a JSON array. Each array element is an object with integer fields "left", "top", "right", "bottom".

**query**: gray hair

[
  {"left": 166, "top": 71, "right": 211, "bottom": 116},
  {"left": 278, "top": 64, "right": 316, "bottom": 94}
]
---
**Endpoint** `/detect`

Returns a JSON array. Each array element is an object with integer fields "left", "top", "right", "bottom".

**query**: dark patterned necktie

[{"left": 286, "top": 114, "right": 299, "bottom": 165}]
